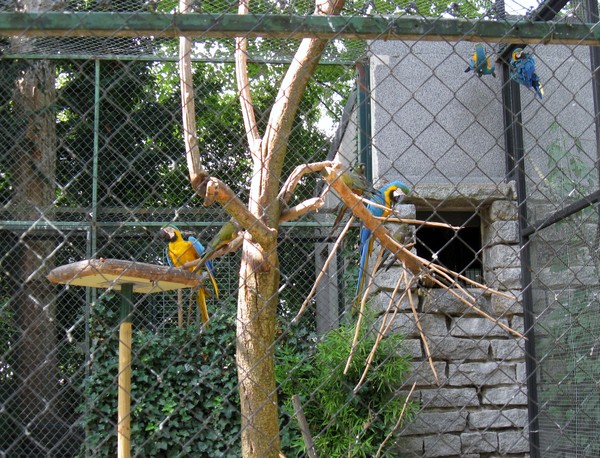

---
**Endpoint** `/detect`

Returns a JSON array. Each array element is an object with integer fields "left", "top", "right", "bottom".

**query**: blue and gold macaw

[
  {"left": 465, "top": 44, "right": 496, "bottom": 78},
  {"left": 355, "top": 180, "right": 410, "bottom": 302},
  {"left": 510, "top": 48, "right": 544, "bottom": 99},
  {"left": 159, "top": 224, "right": 219, "bottom": 324}
]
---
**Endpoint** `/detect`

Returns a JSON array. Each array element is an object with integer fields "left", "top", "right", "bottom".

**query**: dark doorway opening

[{"left": 415, "top": 211, "right": 483, "bottom": 286}]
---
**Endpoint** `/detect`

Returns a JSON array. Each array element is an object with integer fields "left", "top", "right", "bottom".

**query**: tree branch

[
  {"left": 178, "top": 0, "right": 207, "bottom": 191},
  {"left": 202, "top": 177, "right": 276, "bottom": 247},
  {"left": 323, "top": 163, "right": 423, "bottom": 275},
  {"left": 279, "top": 197, "right": 325, "bottom": 222},
  {"left": 235, "top": 0, "right": 261, "bottom": 156},
  {"left": 279, "top": 161, "right": 334, "bottom": 206}
]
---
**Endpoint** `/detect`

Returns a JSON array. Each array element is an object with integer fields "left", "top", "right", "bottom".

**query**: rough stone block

[
  {"left": 428, "top": 335, "right": 490, "bottom": 360},
  {"left": 488, "top": 200, "right": 518, "bottom": 221},
  {"left": 370, "top": 288, "right": 412, "bottom": 313},
  {"left": 461, "top": 431, "right": 498, "bottom": 453},
  {"left": 406, "top": 361, "right": 448, "bottom": 385},
  {"left": 448, "top": 361, "right": 516, "bottom": 386},
  {"left": 374, "top": 265, "right": 412, "bottom": 291},
  {"left": 386, "top": 312, "right": 448, "bottom": 338},
  {"left": 490, "top": 339, "right": 526, "bottom": 361},
  {"left": 486, "top": 267, "right": 522, "bottom": 290},
  {"left": 402, "top": 411, "right": 468, "bottom": 436},
  {"left": 422, "top": 288, "right": 489, "bottom": 315},
  {"left": 482, "top": 385, "right": 528, "bottom": 406},
  {"left": 423, "top": 434, "right": 462, "bottom": 457},
  {"left": 491, "top": 291, "right": 522, "bottom": 316},
  {"left": 451, "top": 316, "right": 511, "bottom": 338},
  {"left": 469, "top": 408, "right": 528, "bottom": 429},
  {"left": 484, "top": 244, "right": 521, "bottom": 269},
  {"left": 402, "top": 339, "right": 424, "bottom": 359},
  {"left": 482, "top": 220, "right": 519, "bottom": 246},
  {"left": 516, "top": 361, "right": 527, "bottom": 384},
  {"left": 396, "top": 435, "right": 424, "bottom": 456},
  {"left": 420, "top": 387, "right": 479, "bottom": 408},
  {"left": 498, "top": 430, "right": 530, "bottom": 454}
]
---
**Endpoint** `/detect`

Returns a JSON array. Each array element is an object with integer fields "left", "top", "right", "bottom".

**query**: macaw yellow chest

[{"left": 167, "top": 240, "right": 198, "bottom": 269}]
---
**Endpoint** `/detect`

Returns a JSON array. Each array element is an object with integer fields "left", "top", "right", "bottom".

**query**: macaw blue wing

[
  {"left": 164, "top": 246, "right": 173, "bottom": 267},
  {"left": 188, "top": 236, "right": 206, "bottom": 257},
  {"left": 190, "top": 236, "right": 219, "bottom": 299},
  {"left": 511, "top": 54, "right": 543, "bottom": 99}
]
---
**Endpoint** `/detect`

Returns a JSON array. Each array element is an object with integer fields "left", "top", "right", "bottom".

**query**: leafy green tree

[{"left": 277, "top": 323, "right": 417, "bottom": 457}]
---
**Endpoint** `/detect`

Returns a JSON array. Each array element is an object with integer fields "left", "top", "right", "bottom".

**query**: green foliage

[
  {"left": 545, "top": 121, "right": 596, "bottom": 199},
  {"left": 79, "top": 299, "right": 240, "bottom": 457},
  {"left": 277, "top": 321, "right": 417, "bottom": 457}
]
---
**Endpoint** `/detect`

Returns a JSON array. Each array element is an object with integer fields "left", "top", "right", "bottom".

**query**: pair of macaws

[
  {"left": 159, "top": 221, "right": 238, "bottom": 324},
  {"left": 465, "top": 44, "right": 544, "bottom": 99}
]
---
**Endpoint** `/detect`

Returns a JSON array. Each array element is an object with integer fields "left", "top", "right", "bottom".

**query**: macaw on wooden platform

[
  {"left": 159, "top": 224, "right": 219, "bottom": 324},
  {"left": 355, "top": 180, "right": 410, "bottom": 303}
]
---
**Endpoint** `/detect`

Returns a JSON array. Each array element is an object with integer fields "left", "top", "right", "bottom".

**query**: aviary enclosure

[{"left": 1, "top": 0, "right": 599, "bottom": 456}]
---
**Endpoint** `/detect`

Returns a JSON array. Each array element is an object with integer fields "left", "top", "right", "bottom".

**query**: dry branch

[
  {"left": 178, "top": 0, "right": 207, "bottom": 190},
  {"left": 354, "top": 269, "right": 409, "bottom": 392},
  {"left": 201, "top": 177, "right": 275, "bottom": 248},
  {"left": 279, "top": 161, "right": 334, "bottom": 205},
  {"left": 374, "top": 382, "right": 417, "bottom": 458},
  {"left": 280, "top": 197, "right": 325, "bottom": 222},
  {"left": 344, "top": 248, "right": 385, "bottom": 375},
  {"left": 292, "top": 215, "right": 355, "bottom": 324},
  {"left": 406, "top": 278, "right": 439, "bottom": 385},
  {"left": 379, "top": 216, "right": 461, "bottom": 231},
  {"left": 291, "top": 395, "right": 318, "bottom": 458}
]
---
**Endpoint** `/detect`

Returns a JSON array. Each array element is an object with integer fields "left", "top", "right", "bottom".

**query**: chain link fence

[{"left": 1, "top": 0, "right": 599, "bottom": 456}]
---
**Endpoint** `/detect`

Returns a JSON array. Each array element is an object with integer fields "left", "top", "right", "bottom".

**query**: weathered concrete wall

[{"left": 369, "top": 40, "right": 505, "bottom": 188}]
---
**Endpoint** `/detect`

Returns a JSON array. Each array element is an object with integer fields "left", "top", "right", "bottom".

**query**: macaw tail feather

[
  {"left": 205, "top": 263, "right": 219, "bottom": 299},
  {"left": 534, "top": 81, "right": 544, "bottom": 99},
  {"left": 355, "top": 236, "right": 375, "bottom": 310},
  {"left": 197, "top": 288, "right": 210, "bottom": 324}
]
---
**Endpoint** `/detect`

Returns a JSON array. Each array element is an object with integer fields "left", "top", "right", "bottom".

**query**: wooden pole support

[{"left": 117, "top": 283, "right": 133, "bottom": 458}]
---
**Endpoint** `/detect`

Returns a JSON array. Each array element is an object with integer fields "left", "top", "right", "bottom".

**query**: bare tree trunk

[
  {"left": 234, "top": 2, "right": 345, "bottom": 455},
  {"left": 237, "top": 235, "right": 280, "bottom": 457},
  {"left": 9, "top": 53, "right": 59, "bottom": 453}
]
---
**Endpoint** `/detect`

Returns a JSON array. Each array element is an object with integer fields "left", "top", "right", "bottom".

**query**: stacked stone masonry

[{"left": 373, "top": 201, "right": 528, "bottom": 457}]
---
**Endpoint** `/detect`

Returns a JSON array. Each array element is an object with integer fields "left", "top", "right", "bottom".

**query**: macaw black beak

[{"left": 157, "top": 229, "right": 172, "bottom": 242}]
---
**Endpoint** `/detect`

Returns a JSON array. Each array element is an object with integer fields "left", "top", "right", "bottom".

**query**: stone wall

[{"left": 369, "top": 200, "right": 528, "bottom": 456}]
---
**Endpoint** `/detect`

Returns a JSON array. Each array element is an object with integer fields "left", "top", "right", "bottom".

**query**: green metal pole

[
  {"left": 117, "top": 284, "right": 133, "bottom": 458},
  {"left": 356, "top": 60, "right": 372, "bottom": 183}
]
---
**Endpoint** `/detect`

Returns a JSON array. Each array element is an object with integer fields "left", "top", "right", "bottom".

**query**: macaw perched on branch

[
  {"left": 465, "top": 43, "right": 496, "bottom": 77},
  {"left": 509, "top": 48, "right": 544, "bottom": 99},
  {"left": 331, "top": 163, "right": 376, "bottom": 232},
  {"left": 192, "top": 219, "right": 241, "bottom": 274},
  {"left": 159, "top": 225, "right": 219, "bottom": 324},
  {"left": 355, "top": 180, "right": 410, "bottom": 302}
]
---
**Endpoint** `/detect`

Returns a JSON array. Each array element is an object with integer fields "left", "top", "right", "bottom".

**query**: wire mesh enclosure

[{"left": 1, "top": 0, "right": 599, "bottom": 456}]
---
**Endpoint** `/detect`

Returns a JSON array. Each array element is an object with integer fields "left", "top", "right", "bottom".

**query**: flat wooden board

[{"left": 47, "top": 258, "right": 203, "bottom": 293}]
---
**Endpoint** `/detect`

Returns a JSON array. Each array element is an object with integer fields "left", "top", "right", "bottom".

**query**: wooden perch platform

[{"left": 47, "top": 258, "right": 203, "bottom": 294}]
